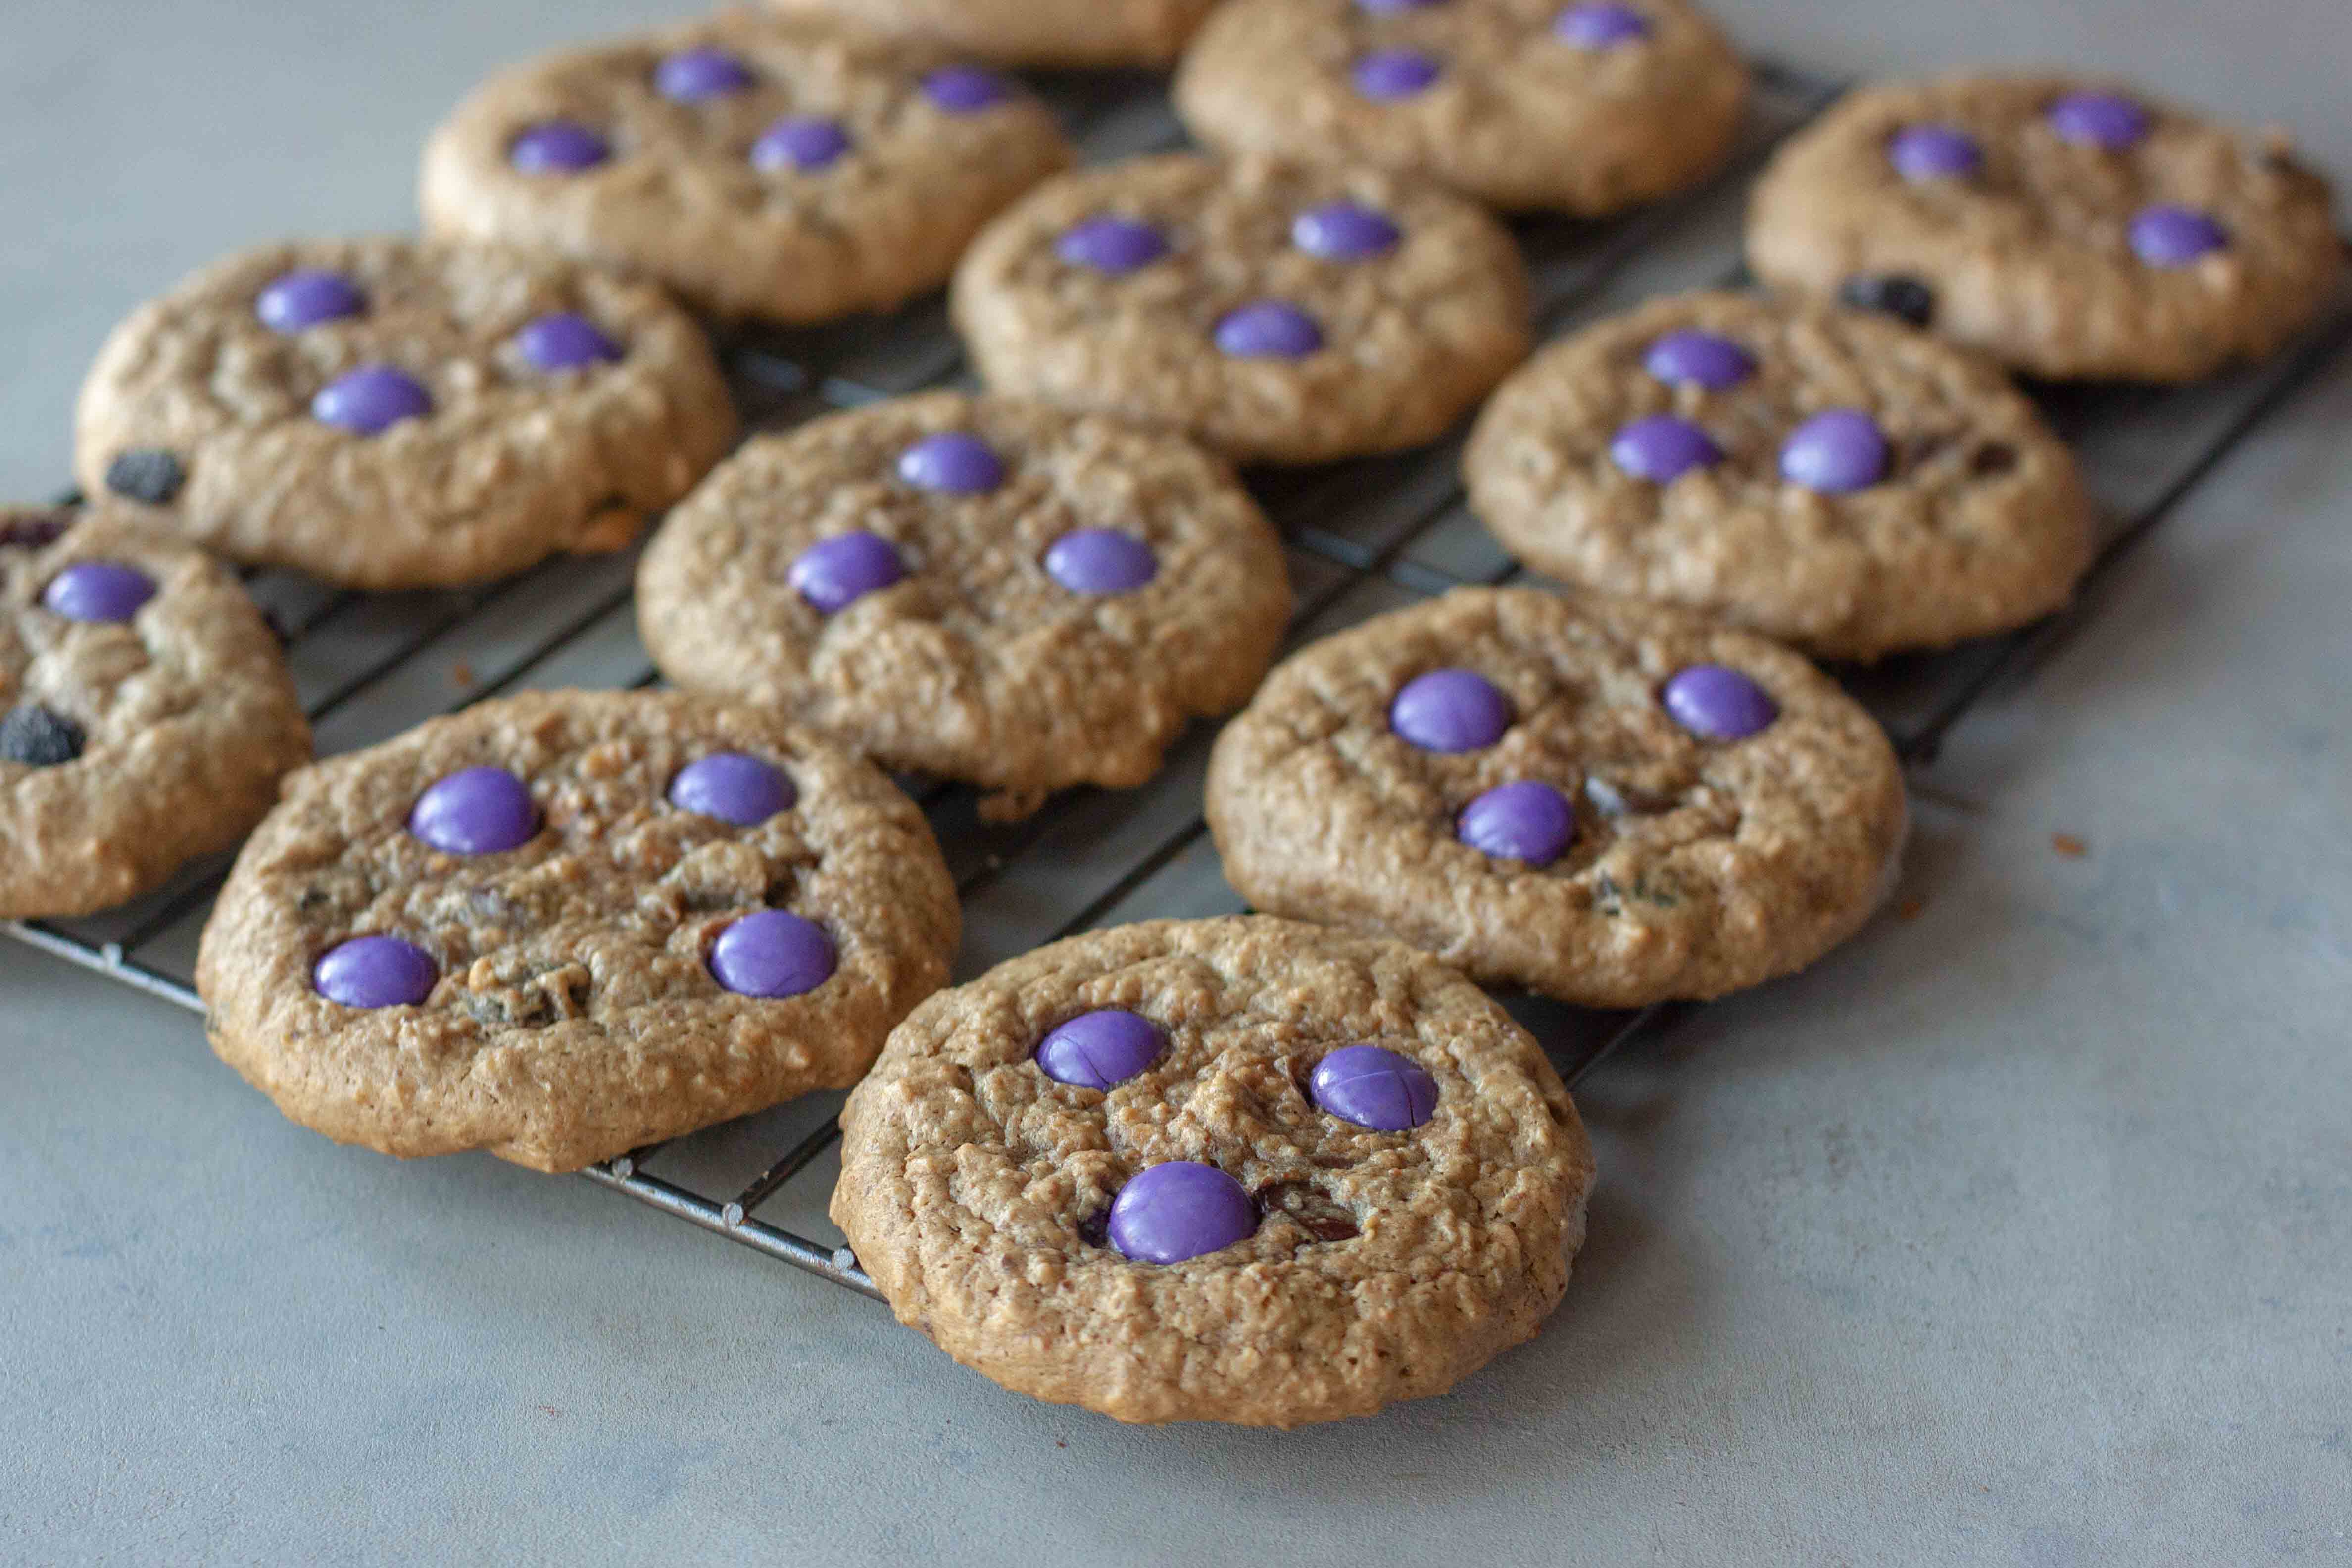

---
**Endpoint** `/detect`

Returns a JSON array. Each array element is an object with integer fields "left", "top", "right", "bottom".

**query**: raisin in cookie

[
  {"left": 1463, "top": 291, "right": 2098, "bottom": 659},
  {"left": 768, "top": 0, "right": 1219, "bottom": 67},
  {"left": 196, "top": 690, "right": 958, "bottom": 1173},
  {"left": 1173, "top": 0, "right": 1746, "bottom": 216},
  {"left": 75, "top": 237, "right": 735, "bottom": 589},
  {"left": 1206, "top": 587, "right": 1906, "bottom": 1007},
  {"left": 637, "top": 392, "right": 1291, "bottom": 820},
  {"left": 1, "top": 503, "right": 310, "bottom": 920},
  {"left": 420, "top": 11, "right": 1072, "bottom": 324},
  {"left": 1746, "top": 72, "right": 2342, "bottom": 382},
  {"left": 833, "top": 915, "right": 1595, "bottom": 1426},
  {"left": 952, "top": 153, "right": 1530, "bottom": 464}
]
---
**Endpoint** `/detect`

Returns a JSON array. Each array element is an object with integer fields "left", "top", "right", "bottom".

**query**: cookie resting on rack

[
  {"left": 1746, "top": 72, "right": 2342, "bottom": 381},
  {"left": 1205, "top": 587, "right": 1908, "bottom": 1008},
  {"left": 421, "top": 10, "right": 1073, "bottom": 324},
  {"left": 1464, "top": 290, "right": 2099, "bottom": 659},
  {"left": 951, "top": 152, "right": 1530, "bottom": 464},
  {"left": 767, "top": 0, "right": 1220, "bottom": 67},
  {"left": 196, "top": 690, "right": 958, "bottom": 1173},
  {"left": 831, "top": 915, "right": 1596, "bottom": 1427},
  {"left": 0, "top": 502, "right": 311, "bottom": 921},
  {"left": 636, "top": 392, "right": 1292, "bottom": 820},
  {"left": 74, "top": 237, "right": 735, "bottom": 589}
]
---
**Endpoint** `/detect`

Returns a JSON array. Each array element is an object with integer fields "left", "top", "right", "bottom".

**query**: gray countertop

[{"left": 5, "top": 3, "right": 2350, "bottom": 1563}]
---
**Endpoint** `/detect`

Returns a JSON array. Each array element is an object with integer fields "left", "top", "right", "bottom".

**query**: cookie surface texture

[{"left": 768, "top": 0, "right": 1220, "bottom": 66}]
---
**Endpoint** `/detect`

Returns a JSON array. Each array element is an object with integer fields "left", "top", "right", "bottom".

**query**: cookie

[
  {"left": 1173, "top": 0, "right": 1747, "bottom": 216},
  {"left": 1462, "top": 291, "right": 2099, "bottom": 659},
  {"left": 831, "top": 915, "right": 1595, "bottom": 1426},
  {"left": 637, "top": 392, "right": 1292, "bottom": 820},
  {"left": 420, "top": 11, "right": 1073, "bottom": 325},
  {"left": 1, "top": 502, "right": 311, "bottom": 920},
  {"left": 74, "top": 237, "right": 735, "bottom": 590},
  {"left": 1746, "top": 72, "right": 2343, "bottom": 382},
  {"left": 1205, "top": 587, "right": 1906, "bottom": 1007},
  {"left": 951, "top": 152, "right": 1530, "bottom": 464},
  {"left": 196, "top": 690, "right": 958, "bottom": 1173},
  {"left": 767, "top": 0, "right": 1220, "bottom": 67}
]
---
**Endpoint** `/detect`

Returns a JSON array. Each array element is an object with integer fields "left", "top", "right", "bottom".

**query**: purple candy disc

[
  {"left": 753, "top": 116, "right": 853, "bottom": 173},
  {"left": 1056, "top": 215, "right": 1169, "bottom": 274},
  {"left": 655, "top": 48, "right": 755, "bottom": 103},
  {"left": 789, "top": 532, "right": 906, "bottom": 615},
  {"left": 1035, "top": 1010, "right": 1167, "bottom": 1090},
  {"left": 669, "top": 753, "right": 795, "bottom": 827},
  {"left": 515, "top": 312, "right": 621, "bottom": 372},
  {"left": 1213, "top": 300, "right": 1324, "bottom": 359},
  {"left": 314, "top": 935, "right": 438, "bottom": 1009},
  {"left": 1353, "top": 49, "right": 1442, "bottom": 100},
  {"left": 1292, "top": 202, "right": 1402, "bottom": 261},
  {"left": 1107, "top": 1162, "right": 1258, "bottom": 1264},
  {"left": 509, "top": 121, "right": 611, "bottom": 173},
  {"left": 1611, "top": 414, "right": 1723, "bottom": 483},
  {"left": 897, "top": 431, "right": 1006, "bottom": 494},
  {"left": 2130, "top": 205, "right": 2229, "bottom": 267},
  {"left": 1390, "top": 668, "right": 1512, "bottom": 753},
  {"left": 922, "top": 66, "right": 1011, "bottom": 113},
  {"left": 1310, "top": 1044, "right": 1440, "bottom": 1131},
  {"left": 1044, "top": 529, "right": 1158, "bottom": 595},
  {"left": 1662, "top": 664, "right": 1779, "bottom": 741},
  {"left": 1554, "top": 3, "right": 1653, "bottom": 48},
  {"left": 312, "top": 366, "right": 433, "bottom": 436},
  {"left": 1888, "top": 123, "right": 1984, "bottom": 181},
  {"left": 257, "top": 270, "right": 366, "bottom": 333},
  {"left": 409, "top": 766, "right": 538, "bottom": 855},
  {"left": 1643, "top": 330, "right": 1756, "bottom": 391},
  {"left": 1779, "top": 408, "right": 1889, "bottom": 493},
  {"left": 1457, "top": 780, "right": 1575, "bottom": 866},
  {"left": 2047, "top": 92, "right": 2149, "bottom": 150},
  {"left": 709, "top": 910, "right": 836, "bottom": 999},
  {"left": 41, "top": 560, "right": 157, "bottom": 624}
]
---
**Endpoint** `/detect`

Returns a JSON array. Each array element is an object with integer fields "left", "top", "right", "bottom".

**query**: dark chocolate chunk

[
  {"left": 1253, "top": 1179, "right": 1360, "bottom": 1244},
  {"left": 104, "top": 448, "right": 186, "bottom": 505},
  {"left": 0, "top": 705, "right": 86, "bottom": 767},
  {"left": 0, "top": 509, "right": 72, "bottom": 551},
  {"left": 1969, "top": 442, "right": 2019, "bottom": 477},
  {"left": 1838, "top": 274, "right": 1936, "bottom": 329}
]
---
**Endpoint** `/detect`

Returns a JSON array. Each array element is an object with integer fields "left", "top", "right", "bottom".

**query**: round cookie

[
  {"left": 637, "top": 392, "right": 1292, "bottom": 820},
  {"left": 75, "top": 237, "right": 735, "bottom": 590},
  {"left": 1205, "top": 587, "right": 1907, "bottom": 1007},
  {"left": 1746, "top": 72, "right": 2343, "bottom": 382},
  {"left": 951, "top": 153, "right": 1530, "bottom": 464},
  {"left": 832, "top": 915, "right": 1595, "bottom": 1427},
  {"left": 1463, "top": 290, "right": 2099, "bottom": 659},
  {"left": 1173, "top": 0, "right": 1748, "bottom": 216},
  {"left": 767, "top": 0, "right": 1220, "bottom": 67},
  {"left": 420, "top": 11, "right": 1073, "bottom": 324},
  {"left": 1, "top": 503, "right": 311, "bottom": 920},
  {"left": 196, "top": 690, "right": 958, "bottom": 1173}
]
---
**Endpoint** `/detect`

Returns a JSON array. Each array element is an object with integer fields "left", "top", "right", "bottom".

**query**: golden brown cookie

[
  {"left": 833, "top": 915, "right": 1595, "bottom": 1426},
  {"left": 196, "top": 690, "right": 958, "bottom": 1173},
  {"left": 768, "top": 0, "right": 1220, "bottom": 67},
  {"left": 1463, "top": 291, "right": 2099, "bottom": 659},
  {"left": 1205, "top": 587, "right": 1907, "bottom": 1008}
]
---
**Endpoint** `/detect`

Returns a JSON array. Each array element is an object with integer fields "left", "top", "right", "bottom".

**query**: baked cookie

[
  {"left": 420, "top": 11, "right": 1073, "bottom": 324},
  {"left": 951, "top": 153, "right": 1530, "bottom": 464},
  {"left": 768, "top": 0, "right": 1220, "bottom": 67},
  {"left": 1746, "top": 72, "right": 2343, "bottom": 382},
  {"left": 1, "top": 502, "right": 310, "bottom": 920},
  {"left": 1205, "top": 587, "right": 1906, "bottom": 1007},
  {"left": 1173, "top": 0, "right": 1747, "bottom": 216},
  {"left": 196, "top": 690, "right": 958, "bottom": 1173},
  {"left": 637, "top": 392, "right": 1291, "bottom": 820},
  {"left": 1463, "top": 291, "right": 2099, "bottom": 659},
  {"left": 75, "top": 237, "right": 735, "bottom": 590},
  {"left": 832, "top": 915, "right": 1595, "bottom": 1426}
]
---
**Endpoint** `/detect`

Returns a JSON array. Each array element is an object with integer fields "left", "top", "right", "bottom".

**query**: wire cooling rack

[{"left": 9, "top": 61, "right": 2350, "bottom": 1301}]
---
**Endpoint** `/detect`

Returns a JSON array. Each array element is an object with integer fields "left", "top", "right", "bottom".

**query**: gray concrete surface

[{"left": 5, "top": 3, "right": 2350, "bottom": 1563}]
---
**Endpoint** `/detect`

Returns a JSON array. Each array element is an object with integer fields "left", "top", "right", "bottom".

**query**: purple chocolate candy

[
  {"left": 1353, "top": 49, "right": 1442, "bottom": 100},
  {"left": 1888, "top": 123, "right": 1984, "bottom": 181},
  {"left": 753, "top": 116, "right": 853, "bottom": 173},
  {"left": 1457, "top": 780, "right": 1575, "bottom": 866},
  {"left": 312, "top": 366, "right": 433, "bottom": 436},
  {"left": 2047, "top": 92, "right": 2149, "bottom": 150},
  {"left": 1044, "top": 529, "right": 1157, "bottom": 595},
  {"left": 1390, "top": 668, "right": 1511, "bottom": 753},
  {"left": 409, "top": 766, "right": 538, "bottom": 855},
  {"left": 655, "top": 47, "right": 755, "bottom": 102},
  {"left": 790, "top": 532, "right": 906, "bottom": 614},
  {"left": 1107, "top": 1162, "right": 1258, "bottom": 1264},
  {"left": 1213, "top": 300, "right": 1324, "bottom": 359},
  {"left": 2130, "top": 205, "right": 2228, "bottom": 267},
  {"left": 1056, "top": 215, "right": 1169, "bottom": 274},
  {"left": 708, "top": 910, "right": 835, "bottom": 998},
  {"left": 1310, "top": 1044, "right": 1439, "bottom": 1131},
  {"left": 922, "top": 66, "right": 1011, "bottom": 113},
  {"left": 1035, "top": 1009, "right": 1167, "bottom": 1090},
  {"left": 1611, "top": 414, "right": 1723, "bottom": 483},
  {"left": 509, "top": 120, "right": 611, "bottom": 173},
  {"left": 897, "top": 431, "right": 1006, "bottom": 494},
  {"left": 41, "top": 561, "right": 157, "bottom": 624},
  {"left": 1553, "top": 2, "right": 1653, "bottom": 48},
  {"left": 1662, "top": 664, "right": 1778, "bottom": 741},
  {"left": 1643, "top": 330, "right": 1756, "bottom": 391},
  {"left": 314, "top": 936, "right": 438, "bottom": 1009},
  {"left": 257, "top": 270, "right": 366, "bottom": 333},
  {"left": 516, "top": 312, "right": 621, "bottom": 372},
  {"left": 1779, "top": 408, "right": 1888, "bottom": 493},
  {"left": 1292, "top": 202, "right": 1402, "bottom": 261},
  {"left": 669, "top": 753, "right": 796, "bottom": 827}
]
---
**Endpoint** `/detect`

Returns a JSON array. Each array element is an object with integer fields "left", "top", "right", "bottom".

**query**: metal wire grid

[{"left": 8, "top": 61, "right": 2350, "bottom": 1304}]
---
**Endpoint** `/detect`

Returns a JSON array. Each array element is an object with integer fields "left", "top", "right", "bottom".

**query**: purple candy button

[
  {"left": 2048, "top": 92, "right": 2149, "bottom": 150},
  {"left": 1457, "top": 780, "right": 1575, "bottom": 867},
  {"left": 1611, "top": 414, "right": 1722, "bottom": 483},
  {"left": 2130, "top": 205, "right": 2229, "bottom": 267},
  {"left": 510, "top": 120, "right": 611, "bottom": 173},
  {"left": 1107, "top": 1162, "right": 1258, "bottom": 1264},
  {"left": 709, "top": 910, "right": 835, "bottom": 998},
  {"left": 898, "top": 432, "right": 1006, "bottom": 494},
  {"left": 1663, "top": 664, "right": 1778, "bottom": 741},
  {"left": 516, "top": 312, "right": 622, "bottom": 372},
  {"left": 1889, "top": 123, "right": 1984, "bottom": 182},
  {"left": 257, "top": 270, "right": 366, "bottom": 333},
  {"left": 669, "top": 753, "right": 795, "bottom": 827},
  {"left": 1643, "top": 330, "right": 1756, "bottom": 391},
  {"left": 1213, "top": 300, "right": 1324, "bottom": 359},
  {"left": 1035, "top": 1010, "right": 1167, "bottom": 1090},
  {"left": 41, "top": 561, "right": 157, "bottom": 624},
  {"left": 1045, "top": 529, "right": 1158, "bottom": 595},
  {"left": 923, "top": 65, "right": 1011, "bottom": 113},
  {"left": 1311, "top": 1044, "right": 1439, "bottom": 1131},
  {"left": 312, "top": 366, "right": 433, "bottom": 436},
  {"left": 655, "top": 47, "right": 755, "bottom": 102},
  {"left": 1391, "top": 668, "right": 1511, "bottom": 753},
  {"left": 753, "top": 116, "right": 853, "bottom": 173},
  {"left": 314, "top": 936, "right": 438, "bottom": 1009},
  {"left": 1353, "top": 49, "right": 1442, "bottom": 100},
  {"left": 409, "top": 766, "right": 538, "bottom": 855},
  {"left": 1056, "top": 215, "right": 1168, "bottom": 274},
  {"left": 790, "top": 532, "right": 905, "bottom": 614},
  {"left": 1554, "top": 2, "right": 1653, "bottom": 48},
  {"left": 1780, "top": 408, "right": 1889, "bottom": 493},
  {"left": 1292, "top": 201, "right": 1402, "bottom": 261}
]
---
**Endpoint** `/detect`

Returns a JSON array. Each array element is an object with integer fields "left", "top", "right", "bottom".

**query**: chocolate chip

[
  {"left": 104, "top": 448, "right": 185, "bottom": 505},
  {"left": 0, "top": 509, "right": 72, "bottom": 551},
  {"left": 1969, "top": 442, "right": 2018, "bottom": 477},
  {"left": 1254, "top": 1179, "right": 1360, "bottom": 1244},
  {"left": 0, "top": 705, "right": 86, "bottom": 767},
  {"left": 1076, "top": 1211, "right": 1111, "bottom": 1248},
  {"left": 1838, "top": 275, "right": 1936, "bottom": 329}
]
